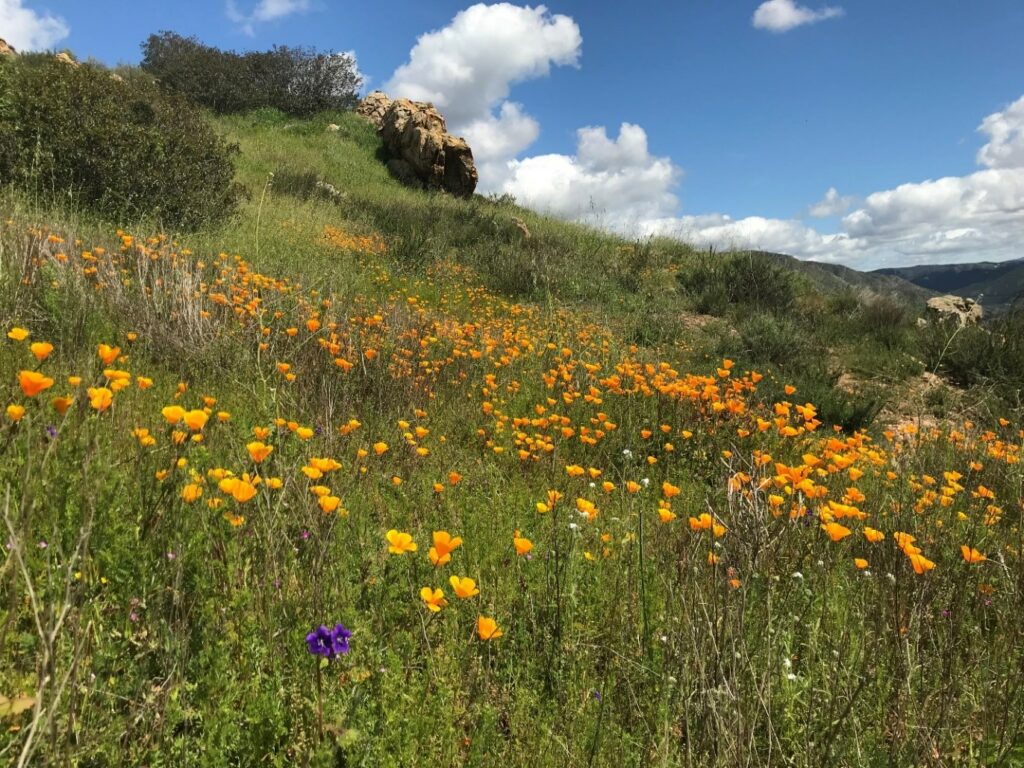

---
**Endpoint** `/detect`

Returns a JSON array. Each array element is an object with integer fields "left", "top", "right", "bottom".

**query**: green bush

[
  {"left": 923, "top": 310, "right": 1024, "bottom": 405},
  {"left": 857, "top": 294, "right": 912, "bottom": 349},
  {"left": 0, "top": 55, "right": 242, "bottom": 229},
  {"left": 736, "top": 313, "right": 813, "bottom": 369},
  {"left": 678, "top": 251, "right": 798, "bottom": 316},
  {"left": 141, "top": 32, "right": 362, "bottom": 116}
]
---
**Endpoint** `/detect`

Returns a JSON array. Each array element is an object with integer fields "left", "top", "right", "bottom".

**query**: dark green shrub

[
  {"left": 858, "top": 294, "right": 912, "bottom": 349},
  {"left": 678, "top": 251, "right": 797, "bottom": 316},
  {"left": 736, "top": 313, "right": 812, "bottom": 369},
  {"left": 141, "top": 32, "right": 362, "bottom": 116},
  {"left": 923, "top": 310, "right": 1024, "bottom": 405},
  {"left": 0, "top": 55, "right": 242, "bottom": 229}
]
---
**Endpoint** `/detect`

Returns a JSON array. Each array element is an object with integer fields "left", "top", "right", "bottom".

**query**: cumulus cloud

[
  {"left": 808, "top": 187, "right": 853, "bottom": 218},
  {"left": 977, "top": 95, "right": 1024, "bottom": 170},
  {"left": 501, "top": 123, "right": 681, "bottom": 228},
  {"left": 643, "top": 214, "right": 855, "bottom": 261},
  {"left": 752, "top": 0, "right": 844, "bottom": 33},
  {"left": 226, "top": 0, "right": 311, "bottom": 36},
  {"left": 0, "top": 0, "right": 69, "bottom": 50},
  {"left": 385, "top": 3, "right": 580, "bottom": 180}
]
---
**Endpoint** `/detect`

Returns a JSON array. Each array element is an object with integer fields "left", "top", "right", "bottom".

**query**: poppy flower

[
  {"left": 247, "top": 442, "right": 273, "bottom": 463},
  {"left": 386, "top": 529, "right": 417, "bottom": 555},
  {"left": 97, "top": 344, "right": 121, "bottom": 365},
  {"left": 30, "top": 342, "right": 53, "bottom": 361},
  {"left": 162, "top": 405, "right": 186, "bottom": 424},
  {"left": 87, "top": 387, "right": 113, "bottom": 412},
  {"left": 19, "top": 370, "right": 54, "bottom": 397},
  {"left": 373, "top": 441, "right": 389, "bottom": 455},
  {"left": 477, "top": 616, "right": 503, "bottom": 640},
  {"left": 449, "top": 575, "right": 479, "bottom": 599},
  {"left": 513, "top": 531, "right": 533, "bottom": 555},
  {"left": 662, "top": 481, "right": 681, "bottom": 499},
  {"left": 420, "top": 587, "right": 447, "bottom": 612},
  {"left": 821, "top": 522, "right": 851, "bottom": 542},
  {"left": 318, "top": 496, "right": 342, "bottom": 513},
  {"left": 854, "top": 558, "right": 869, "bottom": 570},
  {"left": 960, "top": 545, "right": 987, "bottom": 564},
  {"left": 181, "top": 484, "right": 203, "bottom": 503},
  {"left": 863, "top": 527, "right": 885, "bottom": 543},
  {"left": 219, "top": 477, "right": 258, "bottom": 503},
  {"left": 6, "top": 404, "right": 25, "bottom": 422},
  {"left": 575, "top": 498, "right": 597, "bottom": 521},
  {"left": 908, "top": 552, "right": 936, "bottom": 574},
  {"left": 183, "top": 410, "right": 209, "bottom": 431},
  {"left": 429, "top": 530, "right": 462, "bottom": 566},
  {"left": 7, "top": 327, "right": 29, "bottom": 341},
  {"left": 688, "top": 513, "right": 713, "bottom": 531}
]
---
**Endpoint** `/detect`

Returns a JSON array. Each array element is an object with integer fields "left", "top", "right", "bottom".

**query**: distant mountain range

[
  {"left": 874, "top": 258, "right": 1024, "bottom": 311},
  {"left": 752, "top": 251, "right": 1024, "bottom": 313},
  {"left": 749, "top": 251, "right": 935, "bottom": 305}
]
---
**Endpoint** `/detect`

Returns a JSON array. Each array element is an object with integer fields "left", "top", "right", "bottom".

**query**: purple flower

[
  {"left": 306, "top": 623, "right": 352, "bottom": 660},
  {"left": 45, "top": 425, "right": 58, "bottom": 440}
]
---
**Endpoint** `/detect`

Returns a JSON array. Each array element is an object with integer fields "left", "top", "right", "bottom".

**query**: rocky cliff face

[
  {"left": 355, "top": 91, "right": 478, "bottom": 198},
  {"left": 0, "top": 38, "right": 17, "bottom": 58}
]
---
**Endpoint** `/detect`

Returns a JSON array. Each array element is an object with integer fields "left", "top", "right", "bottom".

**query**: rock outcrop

[
  {"left": 355, "top": 91, "right": 478, "bottom": 198},
  {"left": 355, "top": 91, "right": 392, "bottom": 128},
  {"left": 54, "top": 51, "right": 80, "bottom": 68},
  {"left": 0, "top": 38, "right": 16, "bottom": 58},
  {"left": 926, "top": 295, "right": 983, "bottom": 326}
]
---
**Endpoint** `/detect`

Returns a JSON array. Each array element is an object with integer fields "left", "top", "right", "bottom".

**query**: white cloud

[
  {"left": 977, "top": 95, "right": 1024, "bottom": 170},
  {"left": 226, "top": 0, "right": 311, "bottom": 36},
  {"left": 0, "top": 0, "right": 69, "bottom": 50},
  {"left": 501, "top": 123, "right": 681, "bottom": 228},
  {"left": 384, "top": 3, "right": 581, "bottom": 178},
  {"left": 808, "top": 187, "right": 853, "bottom": 218},
  {"left": 752, "top": 0, "right": 844, "bottom": 33},
  {"left": 643, "top": 214, "right": 855, "bottom": 261}
]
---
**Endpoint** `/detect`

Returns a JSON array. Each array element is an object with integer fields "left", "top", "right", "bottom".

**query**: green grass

[{"left": 1, "top": 106, "right": 1023, "bottom": 767}]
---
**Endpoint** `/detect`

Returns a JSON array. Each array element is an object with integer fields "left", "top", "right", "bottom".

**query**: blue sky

[{"left": 3, "top": 0, "right": 1024, "bottom": 268}]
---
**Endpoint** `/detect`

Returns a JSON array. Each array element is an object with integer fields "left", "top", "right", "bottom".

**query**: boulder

[
  {"left": 355, "top": 91, "right": 391, "bottom": 129},
  {"left": 354, "top": 92, "right": 478, "bottom": 198},
  {"left": 925, "top": 295, "right": 983, "bottom": 326},
  {"left": 0, "top": 38, "right": 14, "bottom": 58},
  {"left": 54, "top": 51, "right": 80, "bottom": 68}
]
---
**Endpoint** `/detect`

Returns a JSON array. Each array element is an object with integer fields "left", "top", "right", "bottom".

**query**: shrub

[
  {"left": 0, "top": 55, "right": 242, "bottom": 229},
  {"left": 678, "top": 251, "right": 797, "bottom": 316},
  {"left": 736, "top": 313, "right": 813, "bottom": 369},
  {"left": 923, "top": 310, "right": 1024, "bottom": 405},
  {"left": 857, "top": 294, "right": 912, "bottom": 349},
  {"left": 141, "top": 32, "right": 362, "bottom": 116}
]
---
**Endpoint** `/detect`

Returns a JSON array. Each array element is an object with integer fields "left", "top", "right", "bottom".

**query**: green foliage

[
  {"left": 735, "top": 313, "right": 812, "bottom": 369},
  {"left": 141, "top": 31, "right": 362, "bottom": 116},
  {"left": 678, "top": 250, "right": 798, "bottom": 316},
  {"left": 0, "top": 55, "right": 242, "bottom": 229},
  {"left": 923, "top": 310, "right": 1024, "bottom": 406},
  {"left": 857, "top": 294, "right": 912, "bottom": 349}
]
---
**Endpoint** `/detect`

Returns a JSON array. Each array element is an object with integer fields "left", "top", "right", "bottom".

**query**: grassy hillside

[
  {"left": 876, "top": 258, "right": 1024, "bottom": 310},
  {"left": 2, "top": 94, "right": 1024, "bottom": 767}
]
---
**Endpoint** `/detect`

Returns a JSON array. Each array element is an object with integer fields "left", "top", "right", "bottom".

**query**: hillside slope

[
  {"left": 752, "top": 251, "right": 935, "bottom": 305},
  {"left": 3, "top": 103, "right": 1024, "bottom": 766}
]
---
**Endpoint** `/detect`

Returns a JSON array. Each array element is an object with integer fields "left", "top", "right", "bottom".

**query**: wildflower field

[{"left": 1, "top": 108, "right": 1023, "bottom": 766}]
